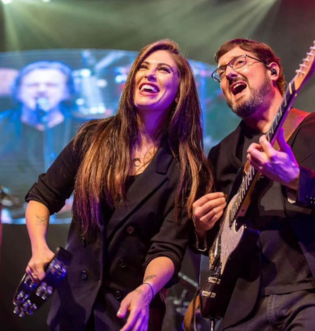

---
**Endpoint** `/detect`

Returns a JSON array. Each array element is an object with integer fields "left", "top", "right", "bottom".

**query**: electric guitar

[
  {"left": 13, "top": 247, "right": 72, "bottom": 317},
  {"left": 200, "top": 41, "right": 315, "bottom": 319}
]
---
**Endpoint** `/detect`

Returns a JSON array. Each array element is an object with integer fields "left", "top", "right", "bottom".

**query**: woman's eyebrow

[{"left": 141, "top": 61, "right": 175, "bottom": 73}]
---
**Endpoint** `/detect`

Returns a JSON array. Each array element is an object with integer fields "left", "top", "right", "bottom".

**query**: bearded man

[{"left": 193, "top": 38, "right": 315, "bottom": 331}]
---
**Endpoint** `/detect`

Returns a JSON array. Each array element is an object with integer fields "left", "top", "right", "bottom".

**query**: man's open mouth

[{"left": 230, "top": 81, "right": 247, "bottom": 95}]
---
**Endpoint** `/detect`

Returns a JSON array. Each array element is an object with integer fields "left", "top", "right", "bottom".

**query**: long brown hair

[
  {"left": 215, "top": 38, "right": 286, "bottom": 95},
  {"left": 74, "top": 39, "right": 213, "bottom": 233}
]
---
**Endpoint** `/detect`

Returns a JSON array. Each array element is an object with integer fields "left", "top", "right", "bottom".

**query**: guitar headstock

[{"left": 294, "top": 40, "right": 315, "bottom": 91}]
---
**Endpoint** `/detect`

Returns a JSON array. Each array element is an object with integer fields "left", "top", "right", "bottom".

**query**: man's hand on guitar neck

[
  {"left": 192, "top": 192, "right": 226, "bottom": 241},
  {"left": 247, "top": 128, "right": 300, "bottom": 191}
]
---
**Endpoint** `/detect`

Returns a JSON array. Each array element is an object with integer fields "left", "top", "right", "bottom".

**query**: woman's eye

[
  {"left": 138, "top": 64, "right": 148, "bottom": 70},
  {"left": 159, "top": 66, "right": 170, "bottom": 73}
]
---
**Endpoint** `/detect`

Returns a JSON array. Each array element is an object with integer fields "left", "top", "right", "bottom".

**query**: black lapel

[
  {"left": 106, "top": 144, "right": 173, "bottom": 240},
  {"left": 226, "top": 122, "right": 243, "bottom": 170}
]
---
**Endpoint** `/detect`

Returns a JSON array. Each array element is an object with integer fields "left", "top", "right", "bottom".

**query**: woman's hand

[
  {"left": 192, "top": 192, "right": 226, "bottom": 237},
  {"left": 117, "top": 283, "right": 153, "bottom": 331},
  {"left": 26, "top": 246, "right": 55, "bottom": 281}
]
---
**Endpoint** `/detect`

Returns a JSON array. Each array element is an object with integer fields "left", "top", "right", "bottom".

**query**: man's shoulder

[
  {"left": 292, "top": 110, "right": 315, "bottom": 135},
  {"left": 301, "top": 110, "right": 315, "bottom": 123}
]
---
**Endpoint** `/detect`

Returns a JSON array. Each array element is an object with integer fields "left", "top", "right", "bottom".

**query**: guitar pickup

[
  {"left": 201, "top": 290, "right": 216, "bottom": 298},
  {"left": 208, "top": 276, "right": 221, "bottom": 285}
]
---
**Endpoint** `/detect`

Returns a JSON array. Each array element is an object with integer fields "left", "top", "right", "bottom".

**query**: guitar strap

[
  {"left": 183, "top": 289, "right": 201, "bottom": 331},
  {"left": 183, "top": 108, "right": 310, "bottom": 331},
  {"left": 274, "top": 108, "right": 309, "bottom": 149}
]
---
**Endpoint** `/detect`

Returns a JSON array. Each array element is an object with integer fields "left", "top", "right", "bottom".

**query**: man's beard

[{"left": 227, "top": 77, "right": 272, "bottom": 119}]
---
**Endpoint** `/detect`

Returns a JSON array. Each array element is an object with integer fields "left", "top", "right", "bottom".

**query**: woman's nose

[{"left": 145, "top": 70, "right": 156, "bottom": 80}]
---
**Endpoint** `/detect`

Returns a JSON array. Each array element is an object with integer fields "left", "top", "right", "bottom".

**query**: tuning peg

[{"left": 296, "top": 69, "right": 305, "bottom": 75}]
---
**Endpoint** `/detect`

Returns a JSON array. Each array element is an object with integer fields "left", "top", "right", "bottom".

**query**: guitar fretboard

[{"left": 229, "top": 82, "right": 297, "bottom": 226}]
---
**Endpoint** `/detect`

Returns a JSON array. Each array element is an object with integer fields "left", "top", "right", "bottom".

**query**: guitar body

[
  {"left": 13, "top": 247, "right": 72, "bottom": 317},
  {"left": 200, "top": 195, "right": 259, "bottom": 319}
]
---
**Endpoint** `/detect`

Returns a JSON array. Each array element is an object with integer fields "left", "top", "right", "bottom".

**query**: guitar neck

[
  {"left": 230, "top": 80, "right": 298, "bottom": 225},
  {"left": 228, "top": 41, "right": 315, "bottom": 226},
  {"left": 266, "top": 81, "right": 297, "bottom": 144}
]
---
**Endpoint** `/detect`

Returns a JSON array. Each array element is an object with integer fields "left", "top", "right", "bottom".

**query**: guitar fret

[
  {"left": 230, "top": 81, "right": 293, "bottom": 223},
  {"left": 231, "top": 69, "right": 296, "bottom": 222},
  {"left": 266, "top": 131, "right": 270, "bottom": 141},
  {"left": 245, "top": 178, "right": 249, "bottom": 191},
  {"left": 269, "top": 126, "right": 274, "bottom": 136}
]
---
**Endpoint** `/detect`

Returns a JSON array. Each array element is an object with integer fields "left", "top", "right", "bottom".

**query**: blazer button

[
  {"left": 114, "top": 290, "right": 122, "bottom": 300},
  {"left": 126, "top": 226, "right": 135, "bottom": 235},
  {"left": 81, "top": 270, "right": 88, "bottom": 281},
  {"left": 118, "top": 258, "right": 127, "bottom": 269},
  {"left": 81, "top": 236, "right": 86, "bottom": 247}
]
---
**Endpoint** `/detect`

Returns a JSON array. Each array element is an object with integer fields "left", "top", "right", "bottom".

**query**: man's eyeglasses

[{"left": 211, "top": 54, "right": 264, "bottom": 83}]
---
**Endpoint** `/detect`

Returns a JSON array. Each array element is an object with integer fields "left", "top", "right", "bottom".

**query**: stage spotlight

[{"left": 2, "top": 0, "right": 13, "bottom": 4}]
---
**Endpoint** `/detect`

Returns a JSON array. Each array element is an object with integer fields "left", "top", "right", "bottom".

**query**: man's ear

[{"left": 267, "top": 62, "right": 280, "bottom": 81}]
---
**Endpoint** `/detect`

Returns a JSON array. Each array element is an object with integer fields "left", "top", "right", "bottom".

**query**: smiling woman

[
  {"left": 23, "top": 39, "right": 213, "bottom": 331},
  {"left": 133, "top": 50, "right": 179, "bottom": 116}
]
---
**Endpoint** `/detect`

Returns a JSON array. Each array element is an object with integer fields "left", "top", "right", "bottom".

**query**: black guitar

[
  {"left": 200, "top": 41, "right": 315, "bottom": 319},
  {"left": 13, "top": 247, "right": 72, "bottom": 317}
]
